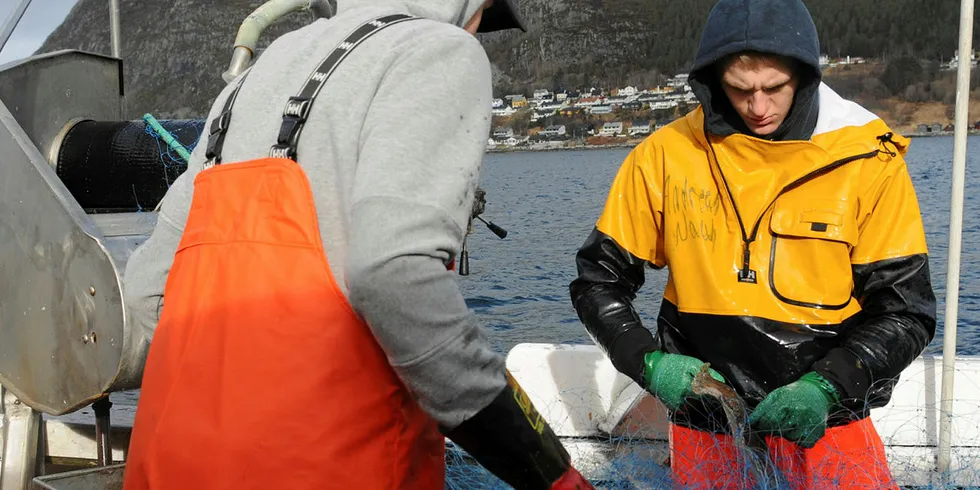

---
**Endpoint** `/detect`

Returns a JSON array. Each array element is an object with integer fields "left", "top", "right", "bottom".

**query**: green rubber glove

[
  {"left": 642, "top": 351, "right": 726, "bottom": 412},
  {"left": 747, "top": 371, "right": 840, "bottom": 448}
]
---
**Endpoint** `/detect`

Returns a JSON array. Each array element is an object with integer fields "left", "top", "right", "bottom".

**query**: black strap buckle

[
  {"left": 269, "top": 144, "right": 297, "bottom": 160},
  {"left": 277, "top": 116, "right": 304, "bottom": 150},
  {"left": 283, "top": 96, "right": 312, "bottom": 121},
  {"left": 209, "top": 111, "right": 232, "bottom": 136},
  {"left": 205, "top": 131, "right": 226, "bottom": 162}
]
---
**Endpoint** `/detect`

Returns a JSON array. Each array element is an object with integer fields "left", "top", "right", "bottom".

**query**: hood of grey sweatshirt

[{"left": 123, "top": 0, "right": 506, "bottom": 429}]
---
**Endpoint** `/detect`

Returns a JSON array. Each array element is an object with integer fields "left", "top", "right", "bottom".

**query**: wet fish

[{"left": 690, "top": 363, "right": 784, "bottom": 489}]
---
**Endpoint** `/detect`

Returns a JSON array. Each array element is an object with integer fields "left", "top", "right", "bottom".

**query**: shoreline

[
  {"left": 486, "top": 131, "right": 976, "bottom": 154},
  {"left": 486, "top": 142, "right": 642, "bottom": 154}
]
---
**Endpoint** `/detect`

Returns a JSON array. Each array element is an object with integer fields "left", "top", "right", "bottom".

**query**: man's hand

[
  {"left": 748, "top": 371, "right": 840, "bottom": 448},
  {"left": 642, "top": 351, "right": 726, "bottom": 412}
]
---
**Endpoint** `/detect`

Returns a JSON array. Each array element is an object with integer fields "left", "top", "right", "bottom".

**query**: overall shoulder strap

[{"left": 203, "top": 13, "right": 419, "bottom": 167}]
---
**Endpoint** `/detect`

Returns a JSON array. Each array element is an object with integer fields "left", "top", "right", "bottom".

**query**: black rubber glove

[{"left": 442, "top": 371, "right": 595, "bottom": 490}]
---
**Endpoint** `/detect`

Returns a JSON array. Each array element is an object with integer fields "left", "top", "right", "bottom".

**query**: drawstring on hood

[{"left": 689, "top": 0, "right": 822, "bottom": 141}]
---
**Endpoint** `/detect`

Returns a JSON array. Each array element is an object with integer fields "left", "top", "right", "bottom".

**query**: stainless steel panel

[
  {"left": 31, "top": 464, "right": 125, "bottom": 490},
  {"left": 0, "top": 97, "right": 129, "bottom": 415},
  {"left": 0, "top": 51, "right": 123, "bottom": 165},
  {"left": 1, "top": 386, "right": 43, "bottom": 490}
]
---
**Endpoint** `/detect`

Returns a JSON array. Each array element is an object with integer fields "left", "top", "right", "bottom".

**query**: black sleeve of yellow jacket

[
  {"left": 570, "top": 144, "right": 665, "bottom": 385},
  {"left": 812, "top": 162, "right": 937, "bottom": 411}
]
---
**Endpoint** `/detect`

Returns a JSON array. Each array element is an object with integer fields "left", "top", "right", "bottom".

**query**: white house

[
  {"left": 600, "top": 122, "right": 623, "bottom": 136},
  {"left": 668, "top": 74, "right": 689, "bottom": 87},
  {"left": 539, "top": 125, "right": 567, "bottom": 137},
  {"left": 605, "top": 95, "right": 629, "bottom": 106},
  {"left": 533, "top": 88, "right": 552, "bottom": 100},
  {"left": 589, "top": 105, "right": 613, "bottom": 115},
  {"left": 629, "top": 122, "right": 652, "bottom": 136},
  {"left": 492, "top": 98, "right": 504, "bottom": 108},
  {"left": 538, "top": 101, "right": 564, "bottom": 111},
  {"left": 574, "top": 96, "right": 603, "bottom": 107},
  {"left": 555, "top": 92, "right": 568, "bottom": 102},
  {"left": 493, "top": 127, "right": 514, "bottom": 140},
  {"left": 948, "top": 50, "right": 978, "bottom": 70},
  {"left": 617, "top": 86, "right": 638, "bottom": 96},
  {"left": 492, "top": 106, "right": 517, "bottom": 117},
  {"left": 650, "top": 101, "right": 678, "bottom": 110}
]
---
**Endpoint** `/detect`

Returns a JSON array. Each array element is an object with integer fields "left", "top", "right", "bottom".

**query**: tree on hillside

[
  {"left": 880, "top": 57, "right": 924, "bottom": 95},
  {"left": 510, "top": 111, "right": 532, "bottom": 135}
]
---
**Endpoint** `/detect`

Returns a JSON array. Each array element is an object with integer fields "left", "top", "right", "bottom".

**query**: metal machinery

[
  {"left": 0, "top": 1, "right": 341, "bottom": 487},
  {"left": 0, "top": 49, "right": 204, "bottom": 489}
]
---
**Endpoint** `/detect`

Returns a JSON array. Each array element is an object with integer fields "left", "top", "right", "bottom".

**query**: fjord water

[
  {"left": 462, "top": 135, "right": 979, "bottom": 357},
  {"left": 80, "top": 135, "right": 979, "bottom": 428}
]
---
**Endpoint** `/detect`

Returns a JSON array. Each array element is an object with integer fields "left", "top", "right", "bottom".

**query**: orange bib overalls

[{"left": 123, "top": 15, "right": 445, "bottom": 490}]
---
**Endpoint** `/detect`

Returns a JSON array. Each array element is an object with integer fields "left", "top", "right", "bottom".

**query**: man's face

[{"left": 720, "top": 57, "right": 799, "bottom": 136}]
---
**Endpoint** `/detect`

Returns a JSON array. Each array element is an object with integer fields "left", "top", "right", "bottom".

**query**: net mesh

[
  {"left": 142, "top": 119, "right": 200, "bottom": 174},
  {"left": 442, "top": 360, "right": 980, "bottom": 490}
]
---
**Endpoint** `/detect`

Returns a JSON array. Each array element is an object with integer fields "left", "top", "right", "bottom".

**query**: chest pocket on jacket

[{"left": 768, "top": 198, "right": 858, "bottom": 310}]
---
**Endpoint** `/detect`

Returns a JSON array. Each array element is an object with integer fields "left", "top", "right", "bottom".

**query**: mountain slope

[{"left": 36, "top": 0, "right": 980, "bottom": 118}]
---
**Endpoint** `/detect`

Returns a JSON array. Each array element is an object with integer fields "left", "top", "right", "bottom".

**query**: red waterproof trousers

[{"left": 669, "top": 417, "right": 897, "bottom": 489}]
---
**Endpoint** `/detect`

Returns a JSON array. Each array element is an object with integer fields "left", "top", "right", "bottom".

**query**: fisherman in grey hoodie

[{"left": 122, "top": 1, "right": 594, "bottom": 488}]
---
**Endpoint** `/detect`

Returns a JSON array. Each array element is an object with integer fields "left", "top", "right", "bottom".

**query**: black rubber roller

[{"left": 55, "top": 119, "right": 205, "bottom": 213}]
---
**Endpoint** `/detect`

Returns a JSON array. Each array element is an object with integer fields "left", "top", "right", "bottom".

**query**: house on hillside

[
  {"left": 629, "top": 122, "right": 652, "bottom": 136},
  {"left": 605, "top": 95, "right": 629, "bottom": 107},
  {"left": 668, "top": 74, "right": 689, "bottom": 88},
  {"left": 538, "top": 101, "right": 564, "bottom": 111},
  {"left": 510, "top": 95, "right": 528, "bottom": 108},
  {"left": 650, "top": 101, "right": 678, "bottom": 110},
  {"left": 600, "top": 122, "right": 623, "bottom": 136},
  {"left": 589, "top": 105, "right": 613, "bottom": 115},
  {"left": 539, "top": 125, "right": 567, "bottom": 137},
  {"left": 574, "top": 96, "right": 603, "bottom": 107},
  {"left": 493, "top": 127, "right": 514, "bottom": 140}
]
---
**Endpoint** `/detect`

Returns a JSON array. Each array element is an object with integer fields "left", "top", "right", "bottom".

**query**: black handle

[{"left": 476, "top": 216, "right": 508, "bottom": 239}]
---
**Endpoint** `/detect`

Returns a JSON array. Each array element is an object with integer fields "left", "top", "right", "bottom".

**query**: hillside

[{"left": 35, "top": 0, "right": 980, "bottom": 120}]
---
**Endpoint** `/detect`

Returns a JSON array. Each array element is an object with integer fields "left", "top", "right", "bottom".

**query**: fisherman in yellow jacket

[{"left": 569, "top": 0, "right": 936, "bottom": 488}]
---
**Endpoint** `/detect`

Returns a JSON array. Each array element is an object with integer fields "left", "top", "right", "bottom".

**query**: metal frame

[
  {"left": 0, "top": 52, "right": 146, "bottom": 416},
  {"left": 0, "top": 0, "right": 33, "bottom": 57},
  {"left": 938, "top": 0, "right": 976, "bottom": 478},
  {"left": 1, "top": 386, "right": 42, "bottom": 490}
]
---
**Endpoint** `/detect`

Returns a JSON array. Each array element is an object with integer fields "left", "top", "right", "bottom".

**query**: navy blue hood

[{"left": 688, "top": 0, "right": 822, "bottom": 141}]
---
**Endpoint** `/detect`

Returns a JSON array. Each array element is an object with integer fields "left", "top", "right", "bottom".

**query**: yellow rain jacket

[{"left": 570, "top": 83, "right": 937, "bottom": 431}]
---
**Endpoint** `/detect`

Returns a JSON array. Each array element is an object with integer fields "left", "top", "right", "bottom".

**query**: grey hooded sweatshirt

[{"left": 123, "top": 0, "right": 505, "bottom": 429}]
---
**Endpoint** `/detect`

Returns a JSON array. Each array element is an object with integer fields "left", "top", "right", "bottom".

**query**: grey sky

[{"left": 0, "top": 0, "right": 79, "bottom": 65}]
